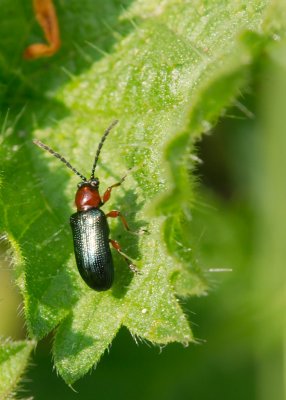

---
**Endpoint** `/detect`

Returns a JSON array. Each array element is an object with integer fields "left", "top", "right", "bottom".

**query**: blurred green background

[{"left": 0, "top": 0, "right": 285, "bottom": 399}]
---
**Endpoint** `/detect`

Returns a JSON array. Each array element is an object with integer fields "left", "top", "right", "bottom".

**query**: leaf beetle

[{"left": 33, "top": 121, "right": 140, "bottom": 291}]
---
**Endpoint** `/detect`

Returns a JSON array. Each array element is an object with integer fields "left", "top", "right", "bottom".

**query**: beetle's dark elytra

[{"left": 70, "top": 208, "right": 114, "bottom": 291}]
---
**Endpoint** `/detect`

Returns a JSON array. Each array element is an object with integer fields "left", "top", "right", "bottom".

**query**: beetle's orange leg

[
  {"left": 106, "top": 210, "right": 145, "bottom": 235},
  {"left": 24, "top": 0, "right": 60, "bottom": 59},
  {"left": 106, "top": 210, "right": 130, "bottom": 230},
  {"left": 102, "top": 173, "right": 128, "bottom": 204},
  {"left": 109, "top": 239, "right": 140, "bottom": 273}
]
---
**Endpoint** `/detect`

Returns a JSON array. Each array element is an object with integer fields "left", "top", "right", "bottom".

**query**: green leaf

[
  {"left": 0, "top": 339, "right": 34, "bottom": 400},
  {"left": 0, "top": 0, "right": 282, "bottom": 385}
]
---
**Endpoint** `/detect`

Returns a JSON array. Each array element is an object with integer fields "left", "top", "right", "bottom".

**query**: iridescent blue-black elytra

[{"left": 70, "top": 208, "right": 113, "bottom": 291}]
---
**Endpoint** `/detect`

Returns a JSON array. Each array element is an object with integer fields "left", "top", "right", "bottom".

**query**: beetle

[{"left": 33, "top": 120, "right": 139, "bottom": 291}]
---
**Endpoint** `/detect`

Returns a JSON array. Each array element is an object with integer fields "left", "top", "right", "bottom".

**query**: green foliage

[
  {"left": 0, "top": 0, "right": 283, "bottom": 385},
  {"left": 250, "top": 39, "right": 286, "bottom": 398},
  {"left": 0, "top": 339, "right": 34, "bottom": 399}
]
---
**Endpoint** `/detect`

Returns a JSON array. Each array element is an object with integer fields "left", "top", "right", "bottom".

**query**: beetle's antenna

[
  {"left": 90, "top": 120, "right": 118, "bottom": 179},
  {"left": 33, "top": 139, "right": 87, "bottom": 181}
]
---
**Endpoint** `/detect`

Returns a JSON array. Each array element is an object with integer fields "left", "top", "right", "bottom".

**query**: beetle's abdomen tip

[{"left": 89, "top": 281, "right": 113, "bottom": 292}]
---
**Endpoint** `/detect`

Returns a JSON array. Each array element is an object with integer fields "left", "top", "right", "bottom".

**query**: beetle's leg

[
  {"left": 106, "top": 210, "right": 130, "bottom": 231},
  {"left": 106, "top": 210, "right": 145, "bottom": 235},
  {"left": 24, "top": 0, "right": 61, "bottom": 59},
  {"left": 109, "top": 239, "right": 140, "bottom": 273},
  {"left": 102, "top": 172, "right": 129, "bottom": 204}
]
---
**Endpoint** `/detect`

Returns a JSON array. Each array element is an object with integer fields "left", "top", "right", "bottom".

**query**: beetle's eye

[{"left": 91, "top": 179, "right": 99, "bottom": 187}]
